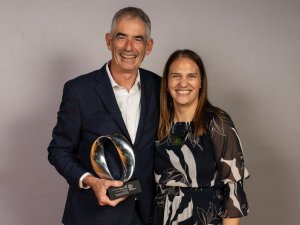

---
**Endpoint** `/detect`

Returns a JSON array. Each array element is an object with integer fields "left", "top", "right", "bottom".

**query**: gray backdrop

[{"left": 1, "top": 0, "right": 299, "bottom": 224}]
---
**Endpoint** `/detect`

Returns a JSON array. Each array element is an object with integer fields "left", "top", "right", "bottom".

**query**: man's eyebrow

[
  {"left": 115, "top": 32, "right": 127, "bottom": 37},
  {"left": 115, "top": 32, "right": 145, "bottom": 41}
]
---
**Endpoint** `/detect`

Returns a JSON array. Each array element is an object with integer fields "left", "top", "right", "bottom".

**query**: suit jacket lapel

[
  {"left": 93, "top": 67, "right": 131, "bottom": 141},
  {"left": 134, "top": 73, "right": 150, "bottom": 147}
]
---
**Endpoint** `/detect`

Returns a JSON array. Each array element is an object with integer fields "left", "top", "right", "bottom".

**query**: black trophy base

[{"left": 107, "top": 180, "right": 142, "bottom": 200}]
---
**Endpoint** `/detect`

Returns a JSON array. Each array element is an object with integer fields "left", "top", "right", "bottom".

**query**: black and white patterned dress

[{"left": 153, "top": 111, "right": 249, "bottom": 225}]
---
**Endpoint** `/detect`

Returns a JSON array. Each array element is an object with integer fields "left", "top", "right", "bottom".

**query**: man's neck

[{"left": 109, "top": 64, "right": 138, "bottom": 91}]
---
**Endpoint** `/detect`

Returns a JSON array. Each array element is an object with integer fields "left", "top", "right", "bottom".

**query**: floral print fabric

[{"left": 153, "top": 111, "right": 249, "bottom": 225}]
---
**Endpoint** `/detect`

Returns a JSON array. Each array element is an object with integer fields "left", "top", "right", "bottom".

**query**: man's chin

[{"left": 119, "top": 64, "right": 140, "bottom": 73}]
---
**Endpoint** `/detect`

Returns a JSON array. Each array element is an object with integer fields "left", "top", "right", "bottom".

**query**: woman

[{"left": 153, "top": 49, "right": 249, "bottom": 225}]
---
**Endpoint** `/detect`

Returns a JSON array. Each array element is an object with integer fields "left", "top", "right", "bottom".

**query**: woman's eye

[{"left": 189, "top": 74, "right": 198, "bottom": 79}]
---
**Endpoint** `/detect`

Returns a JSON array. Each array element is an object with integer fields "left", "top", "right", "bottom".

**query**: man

[{"left": 48, "top": 7, "right": 161, "bottom": 225}]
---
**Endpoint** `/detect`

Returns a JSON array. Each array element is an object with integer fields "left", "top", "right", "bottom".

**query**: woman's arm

[{"left": 222, "top": 218, "right": 240, "bottom": 225}]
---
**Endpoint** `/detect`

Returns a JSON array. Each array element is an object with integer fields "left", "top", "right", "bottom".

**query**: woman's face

[{"left": 168, "top": 57, "right": 201, "bottom": 109}]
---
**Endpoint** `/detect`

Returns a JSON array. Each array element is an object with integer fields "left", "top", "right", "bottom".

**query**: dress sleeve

[{"left": 209, "top": 112, "right": 249, "bottom": 218}]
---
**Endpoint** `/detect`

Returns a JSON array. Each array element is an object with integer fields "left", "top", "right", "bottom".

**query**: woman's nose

[{"left": 178, "top": 78, "right": 188, "bottom": 87}]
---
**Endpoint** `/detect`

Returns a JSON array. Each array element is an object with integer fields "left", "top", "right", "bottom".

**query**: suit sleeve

[
  {"left": 48, "top": 81, "right": 88, "bottom": 187},
  {"left": 210, "top": 112, "right": 250, "bottom": 218}
]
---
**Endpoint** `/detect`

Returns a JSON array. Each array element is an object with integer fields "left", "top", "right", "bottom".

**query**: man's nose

[{"left": 124, "top": 39, "right": 133, "bottom": 51}]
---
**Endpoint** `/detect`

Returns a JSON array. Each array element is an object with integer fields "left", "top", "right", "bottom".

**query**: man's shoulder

[
  {"left": 65, "top": 66, "right": 106, "bottom": 87},
  {"left": 69, "top": 70, "right": 97, "bottom": 82},
  {"left": 139, "top": 68, "right": 161, "bottom": 83}
]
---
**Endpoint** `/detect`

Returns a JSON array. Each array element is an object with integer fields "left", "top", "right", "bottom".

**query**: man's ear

[
  {"left": 105, "top": 33, "right": 112, "bottom": 50},
  {"left": 145, "top": 38, "right": 154, "bottom": 55}
]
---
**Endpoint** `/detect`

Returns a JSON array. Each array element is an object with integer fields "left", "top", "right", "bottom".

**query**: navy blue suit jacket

[{"left": 48, "top": 65, "right": 161, "bottom": 225}]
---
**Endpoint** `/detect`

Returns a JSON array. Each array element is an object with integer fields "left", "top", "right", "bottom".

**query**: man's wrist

[{"left": 79, "top": 172, "right": 92, "bottom": 189}]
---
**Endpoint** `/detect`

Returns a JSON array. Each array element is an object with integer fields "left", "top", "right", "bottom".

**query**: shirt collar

[{"left": 105, "top": 62, "right": 141, "bottom": 89}]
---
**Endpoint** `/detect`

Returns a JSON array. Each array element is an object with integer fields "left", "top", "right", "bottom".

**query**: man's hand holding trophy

[{"left": 90, "top": 134, "right": 142, "bottom": 201}]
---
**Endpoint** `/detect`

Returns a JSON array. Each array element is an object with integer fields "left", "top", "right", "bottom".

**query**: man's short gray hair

[{"left": 110, "top": 7, "right": 151, "bottom": 40}]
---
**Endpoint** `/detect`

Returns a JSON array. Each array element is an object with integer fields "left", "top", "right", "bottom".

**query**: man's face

[{"left": 106, "top": 16, "right": 153, "bottom": 75}]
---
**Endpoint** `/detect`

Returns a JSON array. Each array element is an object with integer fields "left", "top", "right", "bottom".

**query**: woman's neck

[{"left": 173, "top": 105, "right": 196, "bottom": 122}]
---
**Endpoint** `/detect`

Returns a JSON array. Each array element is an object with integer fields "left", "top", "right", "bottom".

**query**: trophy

[{"left": 90, "top": 134, "right": 142, "bottom": 200}]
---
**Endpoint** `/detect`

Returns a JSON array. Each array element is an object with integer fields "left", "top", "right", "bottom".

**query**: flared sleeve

[{"left": 209, "top": 111, "right": 249, "bottom": 218}]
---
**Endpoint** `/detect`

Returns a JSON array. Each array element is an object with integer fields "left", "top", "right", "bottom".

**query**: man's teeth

[{"left": 121, "top": 54, "right": 136, "bottom": 59}]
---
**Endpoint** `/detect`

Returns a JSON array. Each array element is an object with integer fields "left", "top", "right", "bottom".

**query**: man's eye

[
  {"left": 117, "top": 36, "right": 126, "bottom": 40},
  {"left": 135, "top": 38, "right": 143, "bottom": 42}
]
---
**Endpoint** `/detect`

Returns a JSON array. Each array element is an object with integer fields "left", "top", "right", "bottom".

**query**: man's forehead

[
  {"left": 112, "top": 17, "right": 147, "bottom": 36},
  {"left": 115, "top": 16, "right": 146, "bottom": 28}
]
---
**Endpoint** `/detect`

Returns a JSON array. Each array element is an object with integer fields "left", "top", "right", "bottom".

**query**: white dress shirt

[
  {"left": 79, "top": 63, "right": 141, "bottom": 188},
  {"left": 105, "top": 63, "right": 141, "bottom": 143}
]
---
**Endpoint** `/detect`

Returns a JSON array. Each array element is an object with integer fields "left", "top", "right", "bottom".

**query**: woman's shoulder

[
  {"left": 206, "top": 107, "right": 232, "bottom": 122},
  {"left": 206, "top": 108, "right": 235, "bottom": 136}
]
